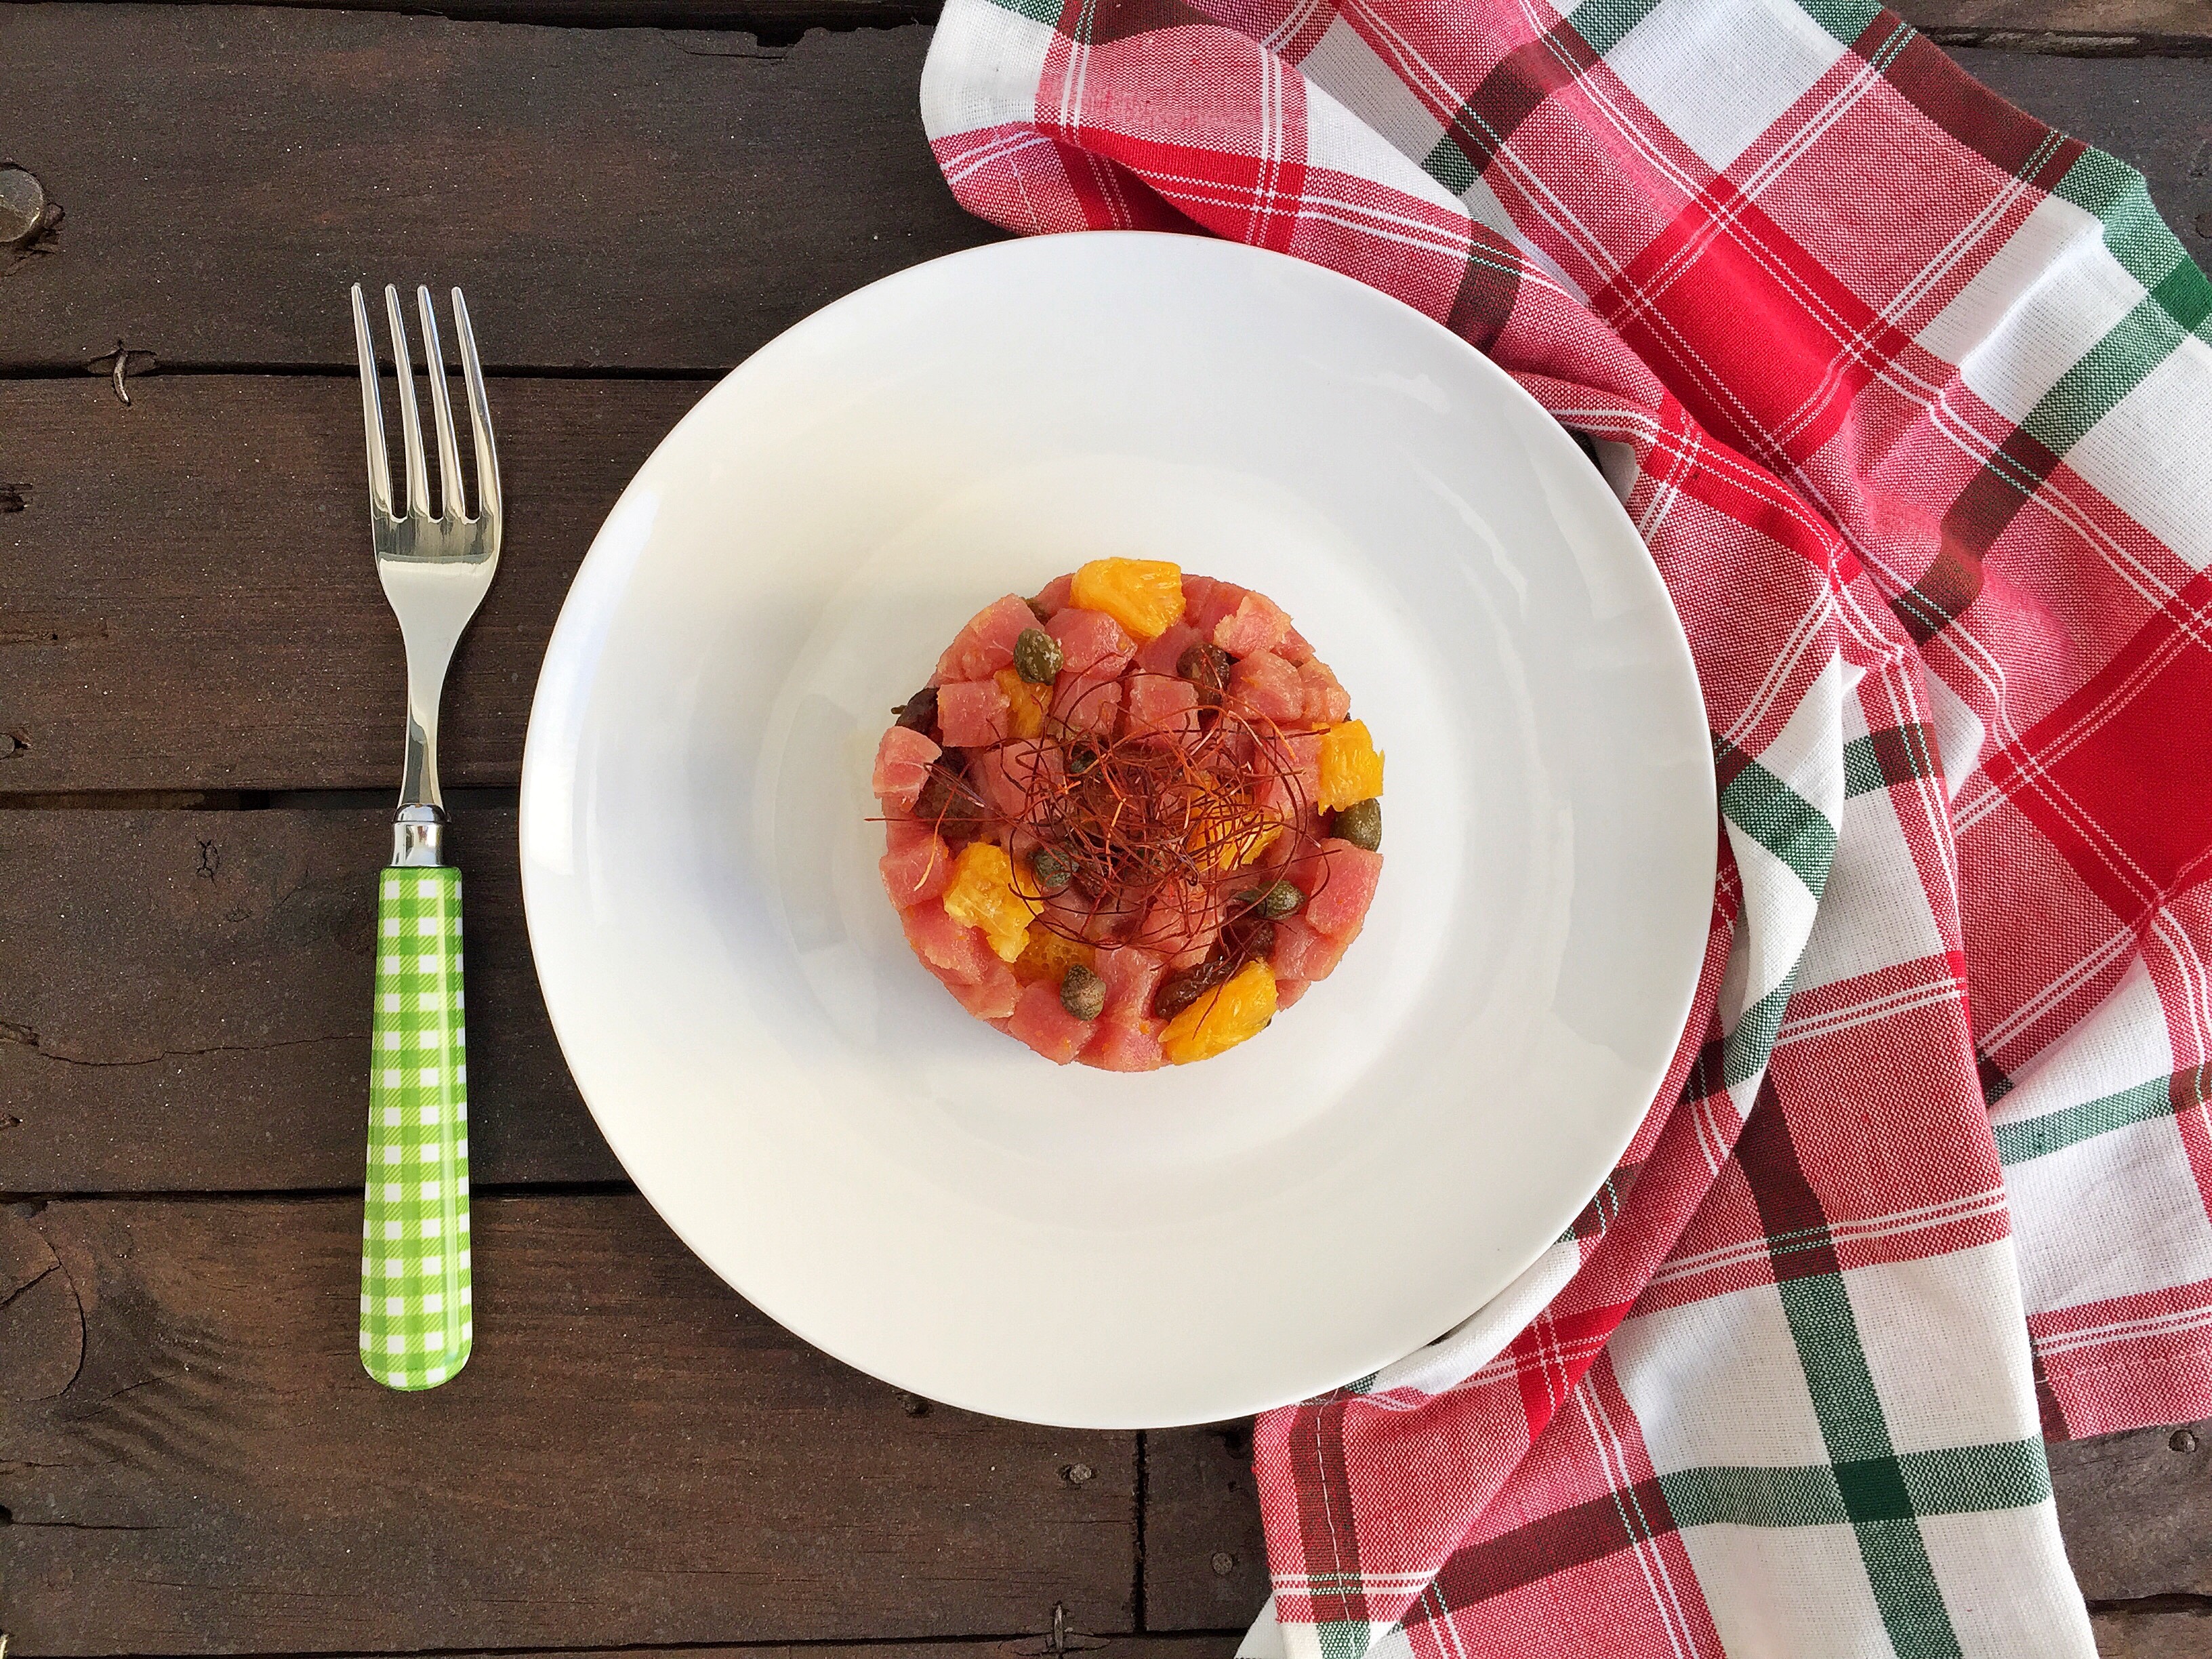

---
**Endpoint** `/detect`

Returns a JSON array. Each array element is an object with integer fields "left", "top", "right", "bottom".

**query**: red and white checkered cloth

[{"left": 921, "top": 0, "right": 2212, "bottom": 1650}]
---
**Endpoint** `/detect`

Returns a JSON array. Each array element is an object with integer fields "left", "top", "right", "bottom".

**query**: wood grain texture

[
  {"left": 1, "top": 7, "right": 2205, "bottom": 380},
  {"left": 1903, "top": 0, "right": 2212, "bottom": 50},
  {"left": 0, "top": 807, "right": 620, "bottom": 1193},
  {"left": 0, "top": 1194, "right": 1136, "bottom": 1654},
  {"left": 1954, "top": 47, "right": 2212, "bottom": 251},
  {"left": 0, "top": 5, "right": 999, "bottom": 374},
  {"left": 1143, "top": 1425, "right": 1269, "bottom": 1633},
  {"left": 0, "top": 376, "right": 700, "bottom": 794},
  {"left": 2051, "top": 1416, "right": 2212, "bottom": 1599},
  {"left": 2093, "top": 1607, "right": 2212, "bottom": 1657}
]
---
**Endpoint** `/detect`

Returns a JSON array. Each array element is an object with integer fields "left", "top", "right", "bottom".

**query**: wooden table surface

[{"left": 1, "top": 2, "right": 2209, "bottom": 1654}]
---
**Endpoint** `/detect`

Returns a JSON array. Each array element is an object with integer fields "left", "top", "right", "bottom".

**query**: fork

[{"left": 350, "top": 282, "right": 502, "bottom": 1391}]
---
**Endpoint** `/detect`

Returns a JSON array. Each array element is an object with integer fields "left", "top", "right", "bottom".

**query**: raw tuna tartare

[{"left": 872, "top": 560, "right": 1384, "bottom": 1069}]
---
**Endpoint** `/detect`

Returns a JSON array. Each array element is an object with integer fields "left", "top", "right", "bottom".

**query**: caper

[
  {"left": 894, "top": 686, "right": 939, "bottom": 733},
  {"left": 1029, "top": 846, "right": 1074, "bottom": 896},
  {"left": 1066, "top": 740, "right": 1100, "bottom": 777},
  {"left": 1334, "top": 797, "right": 1382, "bottom": 851},
  {"left": 1027, "top": 596, "right": 1055, "bottom": 624},
  {"left": 1060, "top": 963, "right": 1107, "bottom": 1021},
  {"left": 1237, "top": 880, "right": 1303, "bottom": 920},
  {"left": 1177, "top": 640, "right": 1234, "bottom": 705},
  {"left": 1013, "top": 627, "right": 1064, "bottom": 685}
]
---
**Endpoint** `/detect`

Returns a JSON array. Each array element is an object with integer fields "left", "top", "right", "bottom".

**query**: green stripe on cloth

[
  {"left": 1562, "top": 0, "right": 1666, "bottom": 58},
  {"left": 1779, "top": 1272, "right": 1965, "bottom": 1658},
  {"left": 1994, "top": 1075, "right": 2173, "bottom": 1164},
  {"left": 1795, "top": 0, "right": 1885, "bottom": 49},
  {"left": 1843, "top": 723, "right": 1940, "bottom": 798},
  {"left": 1725, "top": 975, "right": 1795, "bottom": 1092},
  {"left": 1719, "top": 747, "right": 1838, "bottom": 895},
  {"left": 977, "top": 0, "right": 1072, "bottom": 23},
  {"left": 1659, "top": 1440, "right": 2048, "bottom": 1530},
  {"left": 2055, "top": 150, "right": 2212, "bottom": 338}
]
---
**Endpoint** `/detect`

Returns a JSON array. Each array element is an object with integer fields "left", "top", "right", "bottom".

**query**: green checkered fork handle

[
  {"left": 363, "top": 867, "right": 472, "bottom": 1387},
  {"left": 352, "top": 281, "right": 501, "bottom": 1391}
]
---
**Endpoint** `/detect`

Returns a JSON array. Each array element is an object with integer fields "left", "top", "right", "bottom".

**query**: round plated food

[{"left": 871, "top": 559, "right": 1385, "bottom": 1070}]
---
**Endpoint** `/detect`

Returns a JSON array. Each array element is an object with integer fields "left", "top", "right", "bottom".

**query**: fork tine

[
  {"left": 415, "top": 285, "right": 467, "bottom": 522},
  {"left": 350, "top": 285, "right": 393, "bottom": 519},
  {"left": 451, "top": 288, "right": 501, "bottom": 527},
  {"left": 384, "top": 283, "right": 430, "bottom": 520}
]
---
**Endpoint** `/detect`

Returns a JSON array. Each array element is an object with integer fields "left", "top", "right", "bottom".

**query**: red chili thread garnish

[{"left": 874, "top": 666, "right": 1334, "bottom": 962}]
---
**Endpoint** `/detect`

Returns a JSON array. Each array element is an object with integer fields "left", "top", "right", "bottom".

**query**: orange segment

[
  {"left": 1014, "top": 928, "right": 1097, "bottom": 985},
  {"left": 994, "top": 668, "right": 1049, "bottom": 740},
  {"left": 1160, "top": 960, "right": 1277, "bottom": 1064},
  {"left": 1070, "top": 558, "right": 1185, "bottom": 642},
  {"left": 941, "top": 843, "right": 1035, "bottom": 963},
  {"left": 1317, "top": 720, "right": 1385, "bottom": 811}
]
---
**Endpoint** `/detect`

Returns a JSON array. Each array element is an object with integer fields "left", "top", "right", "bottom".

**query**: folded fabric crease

[{"left": 922, "top": 0, "right": 2212, "bottom": 1650}]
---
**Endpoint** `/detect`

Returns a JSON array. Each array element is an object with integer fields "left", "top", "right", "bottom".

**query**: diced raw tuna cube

[
  {"left": 1031, "top": 573, "right": 1073, "bottom": 617},
  {"left": 1296, "top": 657, "right": 1351, "bottom": 725},
  {"left": 1186, "top": 578, "right": 1247, "bottom": 637},
  {"left": 976, "top": 737, "right": 1064, "bottom": 819},
  {"left": 1126, "top": 673, "right": 1200, "bottom": 747},
  {"left": 1047, "top": 607, "right": 1138, "bottom": 676},
  {"left": 1271, "top": 914, "right": 1358, "bottom": 980},
  {"left": 1006, "top": 979, "right": 1094, "bottom": 1065},
  {"left": 1305, "top": 838, "right": 1383, "bottom": 940},
  {"left": 1141, "top": 881, "right": 1223, "bottom": 968},
  {"left": 937, "top": 678, "right": 1011, "bottom": 747},
  {"left": 1052, "top": 674, "right": 1122, "bottom": 735},
  {"left": 1044, "top": 885, "right": 1130, "bottom": 945},
  {"left": 903, "top": 903, "right": 997, "bottom": 985},
  {"left": 949, "top": 957, "right": 1021, "bottom": 1019},
  {"left": 1134, "top": 619, "right": 1204, "bottom": 678},
  {"left": 935, "top": 594, "right": 1038, "bottom": 683},
  {"left": 872, "top": 726, "right": 941, "bottom": 808},
  {"left": 1275, "top": 977, "right": 1310, "bottom": 1009},
  {"left": 1256, "top": 733, "right": 1323, "bottom": 819},
  {"left": 1212, "top": 592, "right": 1292, "bottom": 657},
  {"left": 1083, "top": 1016, "right": 1166, "bottom": 1071},
  {"left": 880, "top": 822, "right": 954, "bottom": 906},
  {"left": 1229, "top": 650, "right": 1305, "bottom": 725},
  {"left": 1094, "top": 945, "right": 1166, "bottom": 1023},
  {"left": 1277, "top": 625, "right": 1315, "bottom": 665}
]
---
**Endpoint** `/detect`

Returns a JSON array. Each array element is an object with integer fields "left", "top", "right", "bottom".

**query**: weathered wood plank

[
  {"left": 1903, "top": 0, "right": 2212, "bottom": 51},
  {"left": 2051, "top": 1416, "right": 2212, "bottom": 1599},
  {"left": 0, "top": 1193, "right": 1136, "bottom": 1654},
  {"left": 0, "top": 806, "right": 621, "bottom": 1193},
  {"left": 1143, "top": 1418, "right": 2212, "bottom": 1630},
  {"left": 1953, "top": 48, "right": 2212, "bottom": 253},
  {"left": 1, "top": 7, "right": 2205, "bottom": 380},
  {"left": 2093, "top": 1605, "right": 2212, "bottom": 1657},
  {"left": 0, "top": 377, "right": 697, "bottom": 794},
  {"left": 0, "top": 5, "right": 998, "bottom": 375},
  {"left": 1143, "top": 1425, "right": 1269, "bottom": 1633}
]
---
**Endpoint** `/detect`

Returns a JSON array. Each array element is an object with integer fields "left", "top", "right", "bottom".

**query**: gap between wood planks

[{"left": 0, "top": 0, "right": 2208, "bottom": 54}]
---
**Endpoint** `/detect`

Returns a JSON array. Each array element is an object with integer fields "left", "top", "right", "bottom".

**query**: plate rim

[{"left": 518, "top": 230, "right": 1716, "bottom": 1427}]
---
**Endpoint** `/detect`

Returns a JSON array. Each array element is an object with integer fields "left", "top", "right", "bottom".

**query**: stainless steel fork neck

[{"left": 393, "top": 803, "right": 447, "bottom": 867}]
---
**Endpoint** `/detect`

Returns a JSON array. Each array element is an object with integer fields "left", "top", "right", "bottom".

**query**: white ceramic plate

[{"left": 520, "top": 232, "right": 1713, "bottom": 1429}]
